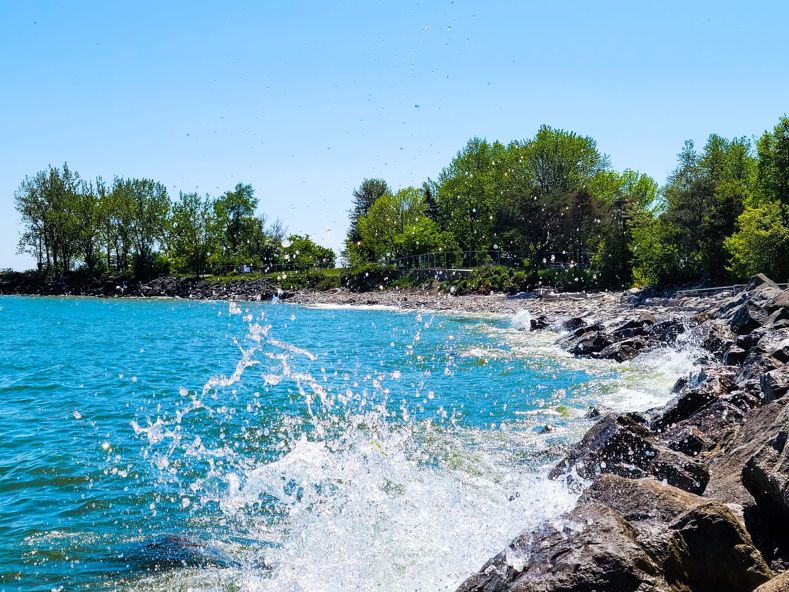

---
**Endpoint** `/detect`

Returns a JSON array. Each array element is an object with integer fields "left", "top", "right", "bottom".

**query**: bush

[
  {"left": 341, "top": 263, "right": 396, "bottom": 292},
  {"left": 133, "top": 253, "right": 171, "bottom": 280},
  {"left": 537, "top": 267, "right": 599, "bottom": 291},
  {"left": 444, "top": 266, "right": 533, "bottom": 295},
  {"left": 725, "top": 202, "right": 789, "bottom": 281},
  {"left": 267, "top": 268, "right": 341, "bottom": 291}
]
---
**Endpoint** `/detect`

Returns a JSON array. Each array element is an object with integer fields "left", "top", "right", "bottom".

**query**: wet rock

[
  {"left": 766, "top": 289, "right": 789, "bottom": 314},
  {"left": 724, "top": 345, "right": 748, "bottom": 365},
  {"left": 651, "top": 374, "right": 732, "bottom": 433},
  {"left": 756, "top": 328, "right": 789, "bottom": 364},
  {"left": 585, "top": 406, "right": 601, "bottom": 419},
  {"left": 598, "top": 337, "right": 653, "bottom": 362},
  {"left": 573, "top": 321, "right": 605, "bottom": 337},
  {"left": 529, "top": 315, "right": 549, "bottom": 330},
  {"left": 731, "top": 302, "right": 770, "bottom": 335},
  {"left": 580, "top": 474, "right": 771, "bottom": 589},
  {"left": 738, "top": 350, "right": 785, "bottom": 383},
  {"left": 647, "top": 319, "right": 685, "bottom": 345},
  {"left": 665, "top": 426, "right": 708, "bottom": 457},
  {"left": 749, "top": 273, "right": 781, "bottom": 293},
  {"left": 743, "top": 428, "right": 789, "bottom": 528},
  {"left": 456, "top": 502, "right": 669, "bottom": 592},
  {"left": 665, "top": 500, "right": 772, "bottom": 592},
  {"left": 611, "top": 318, "right": 652, "bottom": 339},
  {"left": 697, "top": 320, "right": 735, "bottom": 358},
  {"left": 571, "top": 331, "right": 612, "bottom": 356},
  {"left": 761, "top": 369, "right": 789, "bottom": 402},
  {"left": 549, "top": 414, "right": 709, "bottom": 494},
  {"left": 561, "top": 317, "right": 586, "bottom": 332}
]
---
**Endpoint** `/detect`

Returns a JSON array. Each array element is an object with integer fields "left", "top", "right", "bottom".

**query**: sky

[{"left": 1, "top": 0, "right": 788, "bottom": 269}]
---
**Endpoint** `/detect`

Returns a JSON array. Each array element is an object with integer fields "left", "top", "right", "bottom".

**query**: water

[{"left": 0, "top": 296, "right": 698, "bottom": 591}]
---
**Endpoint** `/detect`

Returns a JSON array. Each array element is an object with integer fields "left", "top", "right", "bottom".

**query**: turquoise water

[{"left": 0, "top": 296, "right": 692, "bottom": 591}]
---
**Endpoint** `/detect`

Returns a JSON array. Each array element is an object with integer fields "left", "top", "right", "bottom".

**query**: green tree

[
  {"left": 214, "top": 183, "right": 258, "bottom": 258},
  {"left": 592, "top": 170, "right": 658, "bottom": 287},
  {"left": 725, "top": 201, "right": 789, "bottom": 280},
  {"left": 114, "top": 178, "right": 170, "bottom": 277},
  {"left": 355, "top": 187, "right": 458, "bottom": 264},
  {"left": 15, "top": 163, "right": 86, "bottom": 274},
  {"left": 168, "top": 192, "right": 217, "bottom": 277},
  {"left": 281, "top": 234, "right": 335, "bottom": 270},
  {"left": 634, "top": 135, "right": 755, "bottom": 284},
  {"left": 757, "top": 115, "right": 789, "bottom": 206},
  {"left": 436, "top": 138, "right": 505, "bottom": 250},
  {"left": 345, "top": 178, "right": 391, "bottom": 262}
]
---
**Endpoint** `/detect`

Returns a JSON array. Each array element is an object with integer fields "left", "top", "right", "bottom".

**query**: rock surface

[{"left": 459, "top": 276, "right": 789, "bottom": 592}]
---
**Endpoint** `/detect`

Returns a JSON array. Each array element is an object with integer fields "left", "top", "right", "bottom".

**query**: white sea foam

[
  {"left": 510, "top": 309, "right": 532, "bottom": 331},
  {"left": 129, "top": 307, "right": 703, "bottom": 592}
]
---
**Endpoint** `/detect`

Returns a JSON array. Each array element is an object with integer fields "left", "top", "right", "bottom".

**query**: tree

[
  {"left": 104, "top": 178, "right": 170, "bottom": 277},
  {"left": 757, "top": 115, "right": 789, "bottom": 206},
  {"left": 592, "top": 170, "right": 657, "bottom": 287},
  {"left": 168, "top": 192, "right": 217, "bottom": 277},
  {"left": 354, "top": 186, "right": 458, "bottom": 264},
  {"left": 14, "top": 163, "right": 86, "bottom": 274},
  {"left": 344, "top": 178, "right": 391, "bottom": 263},
  {"left": 436, "top": 138, "right": 505, "bottom": 251},
  {"left": 214, "top": 183, "right": 258, "bottom": 258},
  {"left": 633, "top": 135, "right": 755, "bottom": 284},
  {"left": 725, "top": 201, "right": 789, "bottom": 280},
  {"left": 281, "top": 234, "right": 335, "bottom": 269}
]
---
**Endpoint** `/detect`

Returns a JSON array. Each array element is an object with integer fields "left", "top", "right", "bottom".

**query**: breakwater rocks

[
  {"left": 458, "top": 274, "right": 789, "bottom": 592},
  {"left": 0, "top": 273, "right": 281, "bottom": 301}
]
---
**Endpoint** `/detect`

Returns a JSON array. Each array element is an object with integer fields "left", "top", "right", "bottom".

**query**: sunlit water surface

[{"left": 0, "top": 296, "right": 700, "bottom": 591}]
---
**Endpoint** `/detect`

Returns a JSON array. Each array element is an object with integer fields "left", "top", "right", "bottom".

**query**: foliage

[
  {"left": 757, "top": 115, "right": 789, "bottom": 206},
  {"left": 341, "top": 263, "right": 396, "bottom": 292},
  {"left": 724, "top": 201, "right": 789, "bottom": 281},
  {"left": 14, "top": 168, "right": 334, "bottom": 281},
  {"left": 281, "top": 234, "right": 336, "bottom": 270},
  {"left": 168, "top": 192, "right": 216, "bottom": 277},
  {"left": 537, "top": 267, "right": 599, "bottom": 292}
]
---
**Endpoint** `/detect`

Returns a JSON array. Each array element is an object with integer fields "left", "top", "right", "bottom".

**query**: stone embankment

[{"left": 458, "top": 274, "right": 789, "bottom": 592}]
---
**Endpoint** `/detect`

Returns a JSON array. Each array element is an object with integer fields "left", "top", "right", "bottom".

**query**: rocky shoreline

[
  {"left": 6, "top": 272, "right": 789, "bottom": 590},
  {"left": 457, "top": 274, "right": 789, "bottom": 592}
]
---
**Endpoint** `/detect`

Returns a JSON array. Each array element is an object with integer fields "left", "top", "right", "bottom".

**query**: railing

[
  {"left": 204, "top": 261, "right": 335, "bottom": 277},
  {"left": 676, "top": 282, "right": 789, "bottom": 297},
  {"left": 390, "top": 250, "right": 590, "bottom": 271}
]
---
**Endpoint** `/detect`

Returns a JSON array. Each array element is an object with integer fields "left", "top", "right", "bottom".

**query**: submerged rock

[{"left": 115, "top": 535, "right": 239, "bottom": 572}]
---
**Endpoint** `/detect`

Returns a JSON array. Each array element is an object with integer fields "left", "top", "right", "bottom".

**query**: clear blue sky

[{"left": 1, "top": 1, "right": 787, "bottom": 269}]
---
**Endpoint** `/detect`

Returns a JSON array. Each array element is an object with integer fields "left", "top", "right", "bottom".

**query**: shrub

[
  {"left": 342, "top": 263, "right": 396, "bottom": 292},
  {"left": 725, "top": 202, "right": 789, "bottom": 281}
]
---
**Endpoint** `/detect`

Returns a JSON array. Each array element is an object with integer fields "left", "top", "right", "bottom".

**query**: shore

[
  {"left": 457, "top": 274, "right": 789, "bottom": 592},
  {"left": 5, "top": 272, "right": 789, "bottom": 590}
]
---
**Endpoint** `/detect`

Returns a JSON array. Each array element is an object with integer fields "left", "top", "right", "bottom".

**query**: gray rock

[
  {"left": 761, "top": 368, "right": 789, "bottom": 402},
  {"left": 549, "top": 414, "right": 709, "bottom": 494},
  {"left": 456, "top": 502, "right": 669, "bottom": 592}
]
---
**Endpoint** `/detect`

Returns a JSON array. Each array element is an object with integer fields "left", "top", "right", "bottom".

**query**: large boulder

[
  {"left": 664, "top": 500, "right": 772, "bottom": 591},
  {"left": 598, "top": 337, "right": 653, "bottom": 362},
  {"left": 731, "top": 302, "right": 770, "bottom": 335},
  {"left": 455, "top": 502, "right": 670, "bottom": 592},
  {"left": 742, "top": 426, "right": 789, "bottom": 528},
  {"left": 755, "top": 571, "right": 789, "bottom": 591},
  {"left": 549, "top": 414, "right": 709, "bottom": 494},
  {"left": 761, "top": 368, "right": 789, "bottom": 402},
  {"left": 650, "top": 375, "right": 731, "bottom": 433},
  {"left": 580, "top": 476, "right": 772, "bottom": 591},
  {"left": 571, "top": 331, "right": 613, "bottom": 356},
  {"left": 696, "top": 320, "right": 735, "bottom": 358}
]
